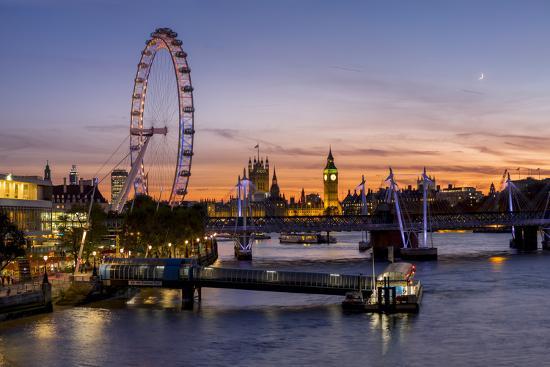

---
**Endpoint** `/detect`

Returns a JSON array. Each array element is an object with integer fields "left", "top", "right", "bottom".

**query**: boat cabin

[{"left": 376, "top": 262, "right": 418, "bottom": 300}]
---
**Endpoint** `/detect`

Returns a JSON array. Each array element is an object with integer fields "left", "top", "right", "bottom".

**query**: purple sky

[{"left": 1, "top": 0, "right": 550, "bottom": 200}]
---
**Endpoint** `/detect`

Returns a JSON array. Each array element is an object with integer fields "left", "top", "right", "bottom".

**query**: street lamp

[
  {"left": 120, "top": 248, "right": 124, "bottom": 258},
  {"left": 92, "top": 251, "right": 97, "bottom": 277},
  {"left": 43, "top": 255, "right": 49, "bottom": 283},
  {"left": 183, "top": 240, "right": 189, "bottom": 257},
  {"left": 168, "top": 243, "right": 172, "bottom": 258},
  {"left": 147, "top": 245, "right": 152, "bottom": 258}
]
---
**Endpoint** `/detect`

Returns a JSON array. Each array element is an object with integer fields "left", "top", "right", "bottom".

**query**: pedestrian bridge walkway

[
  {"left": 194, "top": 266, "right": 372, "bottom": 295},
  {"left": 99, "top": 258, "right": 373, "bottom": 296}
]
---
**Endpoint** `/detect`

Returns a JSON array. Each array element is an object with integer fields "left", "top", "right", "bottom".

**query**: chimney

[
  {"left": 63, "top": 177, "right": 67, "bottom": 193},
  {"left": 79, "top": 178, "right": 84, "bottom": 194}
]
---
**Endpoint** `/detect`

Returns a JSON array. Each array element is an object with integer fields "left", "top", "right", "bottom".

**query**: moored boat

[
  {"left": 253, "top": 233, "right": 271, "bottom": 240},
  {"left": 342, "top": 262, "right": 422, "bottom": 313},
  {"left": 280, "top": 232, "right": 337, "bottom": 244}
]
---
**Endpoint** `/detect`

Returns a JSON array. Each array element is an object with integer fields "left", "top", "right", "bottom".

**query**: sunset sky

[{"left": 2, "top": 0, "right": 550, "bottom": 201}]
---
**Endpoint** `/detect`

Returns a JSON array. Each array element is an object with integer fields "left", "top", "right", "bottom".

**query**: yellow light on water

[{"left": 489, "top": 256, "right": 506, "bottom": 264}]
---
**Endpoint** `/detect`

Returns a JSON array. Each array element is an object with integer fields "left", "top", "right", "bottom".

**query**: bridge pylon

[
  {"left": 181, "top": 284, "right": 200, "bottom": 310},
  {"left": 509, "top": 226, "right": 538, "bottom": 251},
  {"left": 234, "top": 233, "right": 253, "bottom": 260},
  {"left": 542, "top": 228, "right": 550, "bottom": 250},
  {"left": 233, "top": 174, "right": 254, "bottom": 260}
]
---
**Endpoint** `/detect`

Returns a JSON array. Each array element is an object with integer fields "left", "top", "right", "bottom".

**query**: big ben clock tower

[{"left": 323, "top": 147, "right": 340, "bottom": 213}]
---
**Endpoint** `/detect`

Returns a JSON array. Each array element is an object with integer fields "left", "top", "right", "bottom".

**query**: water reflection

[
  {"left": 367, "top": 313, "right": 415, "bottom": 355},
  {"left": 488, "top": 255, "right": 509, "bottom": 274},
  {"left": 31, "top": 319, "right": 56, "bottom": 340}
]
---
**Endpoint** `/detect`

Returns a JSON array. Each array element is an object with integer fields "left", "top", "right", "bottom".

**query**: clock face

[
  {"left": 330, "top": 174, "right": 337, "bottom": 181},
  {"left": 324, "top": 174, "right": 328, "bottom": 181}
]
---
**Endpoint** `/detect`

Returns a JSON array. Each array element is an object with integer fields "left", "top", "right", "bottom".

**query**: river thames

[{"left": 2, "top": 232, "right": 550, "bottom": 366}]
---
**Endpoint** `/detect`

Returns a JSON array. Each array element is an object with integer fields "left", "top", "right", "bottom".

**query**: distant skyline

[{"left": 2, "top": 0, "right": 550, "bottom": 200}]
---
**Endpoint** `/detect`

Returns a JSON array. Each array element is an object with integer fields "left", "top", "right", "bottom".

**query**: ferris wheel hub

[{"left": 130, "top": 127, "right": 168, "bottom": 136}]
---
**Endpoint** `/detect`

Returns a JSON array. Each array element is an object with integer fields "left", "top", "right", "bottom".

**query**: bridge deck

[
  {"left": 205, "top": 210, "right": 550, "bottom": 233},
  {"left": 194, "top": 266, "right": 372, "bottom": 295},
  {"left": 99, "top": 262, "right": 372, "bottom": 296}
]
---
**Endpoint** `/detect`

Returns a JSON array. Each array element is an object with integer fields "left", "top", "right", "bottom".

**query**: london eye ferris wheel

[{"left": 113, "top": 27, "right": 195, "bottom": 211}]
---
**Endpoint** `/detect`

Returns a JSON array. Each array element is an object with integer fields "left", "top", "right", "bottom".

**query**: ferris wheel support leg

[{"left": 113, "top": 137, "right": 151, "bottom": 213}]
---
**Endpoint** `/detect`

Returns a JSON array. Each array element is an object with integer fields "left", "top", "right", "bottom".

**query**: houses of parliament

[{"left": 206, "top": 149, "right": 342, "bottom": 217}]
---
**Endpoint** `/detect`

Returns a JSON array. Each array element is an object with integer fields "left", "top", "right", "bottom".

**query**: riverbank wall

[{"left": 0, "top": 282, "right": 52, "bottom": 322}]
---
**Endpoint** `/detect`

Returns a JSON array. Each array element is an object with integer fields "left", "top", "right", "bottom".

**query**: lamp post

[
  {"left": 43, "top": 255, "right": 49, "bottom": 283},
  {"left": 120, "top": 248, "right": 124, "bottom": 258},
  {"left": 147, "top": 245, "right": 152, "bottom": 258},
  {"left": 184, "top": 240, "right": 189, "bottom": 258},
  {"left": 92, "top": 251, "right": 97, "bottom": 277},
  {"left": 168, "top": 243, "right": 172, "bottom": 258}
]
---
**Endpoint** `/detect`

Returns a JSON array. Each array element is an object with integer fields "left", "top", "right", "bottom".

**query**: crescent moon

[{"left": 479, "top": 73, "right": 484, "bottom": 80}]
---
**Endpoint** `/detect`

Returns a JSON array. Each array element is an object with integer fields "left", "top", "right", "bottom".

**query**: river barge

[
  {"left": 253, "top": 233, "right": 271, "bottom": 240},
  {"left": 280, "top": 232, "right": 336, "bottom": 244}
]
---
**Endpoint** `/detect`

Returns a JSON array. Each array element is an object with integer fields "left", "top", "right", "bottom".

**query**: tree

[
  {"left": 57, "top": 204, "right": 107, "bottom": 271},
  {"left": 0, "top": 213, "right": 27, "bottom": 271},
  {"left": 57, "top": 210, "right": 86, "bottom": 271},
  {"left": 86, "top": 204, "right": 107, "bottom": 258},
  {"left": 120, "top": 195, "right": 206, "bottom": 257}
]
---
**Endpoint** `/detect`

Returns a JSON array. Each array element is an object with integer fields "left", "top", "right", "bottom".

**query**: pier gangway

[
  {"left": 99, "top": 259, "right": 373, "bottom": 297},
  {"left": 192, "top": 266, "right": 372, "bottom": 296}
]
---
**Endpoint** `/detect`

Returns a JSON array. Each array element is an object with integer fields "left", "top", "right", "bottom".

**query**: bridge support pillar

[
  {"left": 181, "top": 284, "right": 195, "bottom": 310},
  {"left": 542, "top": 228, "right": 550, "bottom": 250},
  {"left": 510, "top": 226, "right": 538, "bottom": 251},
  {"left": 369, "top": 230, "right": 419, "bottom": 260},
  {"left": 234, "top": 234, "right": 252, "bottom": 260},
  {"left": 369, "top": 230, "right": 402, "bottom": 260}
]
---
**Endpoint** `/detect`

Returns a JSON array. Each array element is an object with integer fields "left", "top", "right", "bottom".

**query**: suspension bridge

[{"left": 204, "top": 210, "right": 550, "bottom": 233}]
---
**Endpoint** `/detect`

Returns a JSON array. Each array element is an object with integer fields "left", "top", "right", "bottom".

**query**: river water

[{"left": 2, "top": 232, "right": 550, "bottom": 367}]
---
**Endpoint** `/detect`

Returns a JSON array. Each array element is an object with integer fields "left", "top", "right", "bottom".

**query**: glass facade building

[{"left": 0, "top": 173, "right": 52, "bottom": 235}]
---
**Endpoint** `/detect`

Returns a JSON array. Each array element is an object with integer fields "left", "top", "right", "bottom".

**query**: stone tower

[
  {"left": 270, "top": 167, "right": 280, "bottom": 198},
  {"left": 248, "top": 156, "right": 269, "bottom": 201},
  {"left": 323, "top": 148, "right": 340, "bottom": 212},
  {"left": 44, "top": 161, "right": 51, "bottom": 181}
]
